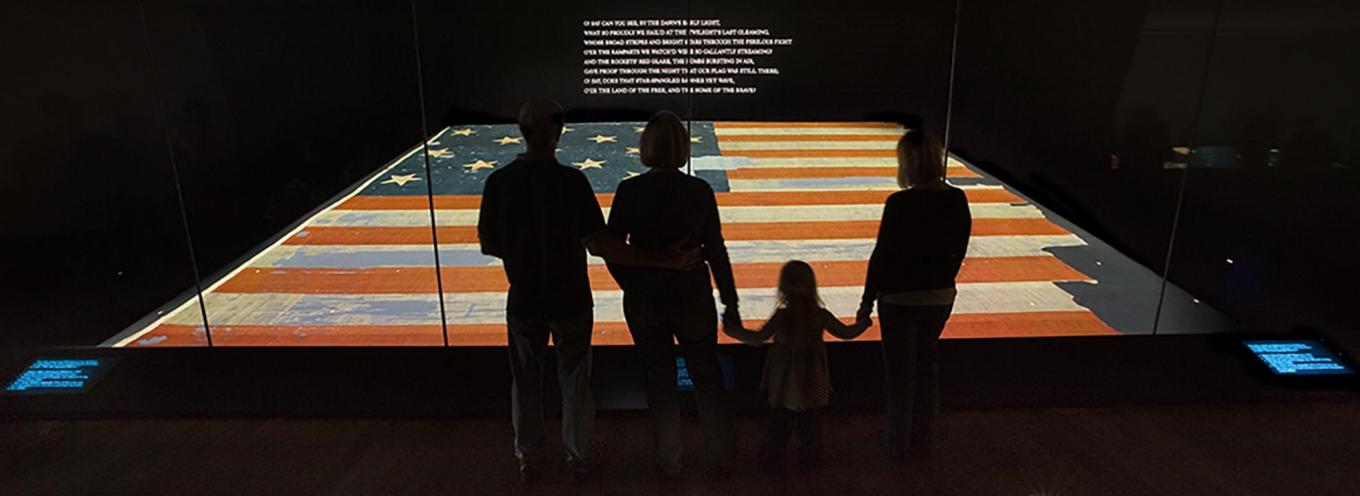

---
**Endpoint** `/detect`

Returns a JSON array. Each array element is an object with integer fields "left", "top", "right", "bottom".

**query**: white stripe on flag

[
  {"left": 164, "top": 282, "right": 1088, "bottom": 327},
  {"left": 725, "top": 178, "right": 900, "bottom": 191},
  {"left": 309, "top": 203, "right": 1045, "bottom": 228},
  {"left": 723, "top": 157, "right": 972, "bottom": 168},
  {"left": 248, "top": 236, "right": 1088, "bottom": 268}
]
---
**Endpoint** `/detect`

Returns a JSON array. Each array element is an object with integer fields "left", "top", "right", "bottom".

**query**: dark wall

[
  {"left": 1, "top": 0, "right": 425, "bottom": 346},
  {"left": 1160, "top": 0, "right": 1360, "bottom": 332},
  {"left": 950, "top": 0, "right": 1163, "bottom": 267},
  {"left": 949, "top": 0, "right": 1359, "bottom": 334},
  {"left": 1, "top": 1, "right": 198, "bottom": 346},
  {"left": 141, "top": 0, "right": 426, "bottom": 280}
]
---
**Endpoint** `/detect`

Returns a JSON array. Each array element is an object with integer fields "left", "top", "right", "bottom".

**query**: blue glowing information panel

[
  {"left": 5, "top": 358, "right": 114, "bottom": 394},
  {"left": 1244, "top": 340, "right": 1355, "bottom": 376},
  {"left": 676, "top": 355, "right": 736, "bottom": 391}
]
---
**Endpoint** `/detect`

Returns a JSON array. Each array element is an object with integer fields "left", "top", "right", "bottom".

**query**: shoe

[
  {"left": 886, "top": 444, "right": 909, "bottom": 462},
  {"left": 758, "top": 446, "right": 783, "bottom": 473},
  {"left": 568, "top": 467, "right": 591, "bottom": 484},
  {"left": 715, "top": 461, "right": 735, "bottom": 479},
  {"left": 518, "top": 460, "right": 542, "bottom": 484},
  {"left": 567, "top": 457, "right": 599, "bottom": 484},
  {"left": 796, "top": 449, "right": 824, "bottom": 473},
  {"left": 657, "top": 463, "right": 683, "bottom": 482},
  {"left": 878, "top": 429, "right": 909, "bottom": 461}
]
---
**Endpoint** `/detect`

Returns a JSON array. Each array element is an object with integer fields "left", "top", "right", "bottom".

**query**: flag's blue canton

[{"left": 362, "top": 122, "right": 727, "bottom": 196}]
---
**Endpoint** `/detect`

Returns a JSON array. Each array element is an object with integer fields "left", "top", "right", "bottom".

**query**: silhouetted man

[{"left": 478, "top": 99, "right": 695, "bottom": 483}]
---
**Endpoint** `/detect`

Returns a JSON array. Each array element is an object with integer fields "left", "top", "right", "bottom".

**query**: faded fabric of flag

[{"left": 117, "top": 122, "right": 1117, "bottom": 347}]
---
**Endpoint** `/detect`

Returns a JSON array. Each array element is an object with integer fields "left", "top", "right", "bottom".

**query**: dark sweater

[
  {"left": 604, "top": 170, "right": 738, "bottom": 307},
  {"left": 860, "top": 187, "right": 972, "bottom": 309}
]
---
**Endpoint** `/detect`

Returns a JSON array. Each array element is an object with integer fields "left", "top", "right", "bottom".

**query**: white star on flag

[
  {"left": 450, "top": 128, "right": 475, "bottom": 136},
  {"left": 587, "top": 134, "right": 618, "bottom": 144},
  {"left": 493, "top": 136, "right": 522, "bottom": 145},
  {"left": 463, "top": 159, "right": 497, "bottom": 171},
  {"left": 380, "top": 174, "right": 421, "bottom": 186},
  {"left": 574, "top": 158, "right": 606, "bottom": 170}
]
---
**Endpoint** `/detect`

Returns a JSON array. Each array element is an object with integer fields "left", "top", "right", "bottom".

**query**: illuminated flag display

[{"left": 115, "top": 122, "right": 1118, "bottom": 347}]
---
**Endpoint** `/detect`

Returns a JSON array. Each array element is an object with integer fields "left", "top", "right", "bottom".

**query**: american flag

[{"left": 113, "top": 121, "right": 1117, "bottom": 347}]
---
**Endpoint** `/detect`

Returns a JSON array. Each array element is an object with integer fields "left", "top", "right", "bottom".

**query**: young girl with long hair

[{"left": 723, "top": 260, "right": 870, "bottom": 470}]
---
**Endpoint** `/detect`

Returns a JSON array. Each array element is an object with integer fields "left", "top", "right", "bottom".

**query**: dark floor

[{"left": 3, "top": 401, "right": 1358, "bottom": 495}]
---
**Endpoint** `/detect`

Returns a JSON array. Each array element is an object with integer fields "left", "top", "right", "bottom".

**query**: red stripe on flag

[
  {"left": 215, "top": 257, "right": 1087, "bottom": 294},
  {"left": 134, "top": 311, "right": 1115, "bottom": 347},
  {"left": 723, "top": 149, "right": 897, "bottom": 158},
  {"left": 284, "top": 218, "right": 1066, "bottom": 246},
  {"left": 336, "top": 189, "right": 1023, "bottom": 211},
  {"left": 727, "top": 166, "right": 980, "bottom": 179},
  {"left": 716, "top": 134, "right": 902, "bottom": 142}
]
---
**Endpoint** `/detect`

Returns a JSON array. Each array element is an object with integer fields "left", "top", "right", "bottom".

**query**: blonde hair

[
  {"left": 639, "top": 111, "right": 690, "bottom": 169},
  {"left": 896, "top": 130, "right": 946, "bottom": 188},
  {"left": 776, "top": 261, "right": 824, "bottom": 324}
]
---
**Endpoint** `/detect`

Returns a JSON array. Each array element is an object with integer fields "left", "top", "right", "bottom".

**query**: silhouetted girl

[{"left": 724, "top": 260, "right": 869, "bottom": 470}]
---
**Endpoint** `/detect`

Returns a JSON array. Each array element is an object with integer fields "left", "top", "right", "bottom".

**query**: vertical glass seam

[
  {"left": 408, "top": 0, "right": 451, "bottom": 346},
  {"left": 134, "top": 0, "right": 213, "bottom": 347},
  {"left": 1152, "top": 0, "right": 1227, "bottom": 335},
  {"left": 943, "top": 0, "right": 962, "bottom": 153}
]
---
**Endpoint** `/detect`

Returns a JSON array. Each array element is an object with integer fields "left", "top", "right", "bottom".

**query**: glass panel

[
  {"left": 684, "top": 0, "right": 959, "bottom": 341},
  {"left": 419, "top": 1, "right": 692, "bottom": 346},
  {"left": 129, "top": 0, "right": 441, "bottom": 346},
  {"left": 1, "top": 1, "right": 205, "bottom": 347},
  {"left": 949, "top": 0, "right": 1223, "bottom": 337},
  {"left": 1161, "top": 0, "right": 1359, "bottom": 334}
]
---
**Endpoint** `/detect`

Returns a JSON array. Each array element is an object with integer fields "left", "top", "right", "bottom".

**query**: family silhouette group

[{"left": 476, "top": 100, "right": 972, "bottom": 483}]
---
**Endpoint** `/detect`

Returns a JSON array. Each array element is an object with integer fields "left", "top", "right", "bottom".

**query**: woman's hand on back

[{"left": 656, "top": 239, "right": 702, "bottom": 271}]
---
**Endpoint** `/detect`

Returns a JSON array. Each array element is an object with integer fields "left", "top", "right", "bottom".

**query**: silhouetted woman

[
  {"left": 856, "top": 129, "right": 971, "bottom": 460},
  {"left": 605, "top": 111, "right": 738, "bottom": 477}
]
